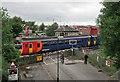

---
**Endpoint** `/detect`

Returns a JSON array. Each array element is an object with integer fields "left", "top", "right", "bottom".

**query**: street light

[{"left": 57, "top": 36, "right": 63, "bottom": 82}]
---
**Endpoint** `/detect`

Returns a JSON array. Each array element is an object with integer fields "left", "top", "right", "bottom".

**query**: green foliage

[
  {"left": 2, "top": 7, "right": 13, "bottom": 44},
  {"left": 2, "top": 45, "right": 19, "bottom": 62},
  {"left": 11, "top": 16, "right": 23, "bottom": 38},
  {"left": 39, "top": 23, "right": 45, "bottom": 32},
  {"left": 97, "top": 2, "right": 120, "bottom": 69},
  {"left": 46, "top": 22, "right": 58, "bottom": 36},
  {"left": 1, "top": 7, "right": 20, "bottom": 80}
]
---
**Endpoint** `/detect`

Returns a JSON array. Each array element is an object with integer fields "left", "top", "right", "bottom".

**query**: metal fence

[{"left": 18, "top": 54, "right": 43, "bottom": 66}]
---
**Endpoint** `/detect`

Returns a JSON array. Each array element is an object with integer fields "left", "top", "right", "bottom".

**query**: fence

[
  {"left": 88, "top": 54, "right": 117, "bottom": 75},
  {"left": 73, "top": 48, "right": 117, "bottom": 76},
  {"left": 18, "top": 54, "right": 43, "bottom": 66}
]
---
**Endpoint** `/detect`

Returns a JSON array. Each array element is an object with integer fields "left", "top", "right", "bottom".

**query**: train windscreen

[{"left": 15, "top": 44, "right": 22, "bottom": 49}]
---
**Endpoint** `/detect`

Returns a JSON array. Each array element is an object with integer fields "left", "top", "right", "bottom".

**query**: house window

[{"left": 60, "top": 33, "right": 64, "bottom": 36}]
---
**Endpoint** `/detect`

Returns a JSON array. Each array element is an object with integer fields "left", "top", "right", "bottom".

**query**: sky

[{"left": 2, "top": 0, "right": 103, "bottom": 25}]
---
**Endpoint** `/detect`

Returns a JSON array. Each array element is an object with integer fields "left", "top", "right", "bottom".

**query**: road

[{"left": 19, "top": 55, "right": 110, "bottom": 80}]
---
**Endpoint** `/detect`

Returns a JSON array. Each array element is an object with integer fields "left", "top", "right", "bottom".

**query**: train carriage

[{"left": 16, "top": 35, "right": 100, "bottom": 55}]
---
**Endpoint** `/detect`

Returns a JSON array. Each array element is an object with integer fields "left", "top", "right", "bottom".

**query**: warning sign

[
  {"left": 106, "top": 60, "right": 110, "bottom": 67},
  {"left": 37, "top": 55, "right": 43, "bottom": 62}
]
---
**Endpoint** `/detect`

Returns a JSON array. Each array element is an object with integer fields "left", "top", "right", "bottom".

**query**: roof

[{"left": 55, "top": 26, "right": 79, "bottom": 32}]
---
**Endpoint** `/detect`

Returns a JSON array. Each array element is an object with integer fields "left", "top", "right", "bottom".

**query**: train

[{"left": 15, "top": 35, "right": 100, "bottom": 55}]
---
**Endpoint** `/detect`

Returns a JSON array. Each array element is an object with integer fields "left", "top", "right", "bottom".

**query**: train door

[
  {"left": 88, "top": 38, "right": 90, "bottom": 46},
  {"left": 29, "top": 42, "right": 33, "bottom": 54},
  {"left": 94, "top": 37, "right": 96, "bottom": 45}
]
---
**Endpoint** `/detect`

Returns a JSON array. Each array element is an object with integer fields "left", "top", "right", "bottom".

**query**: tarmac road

[{"left": 19, "top": 55, "right": 110, "bottom": 81}]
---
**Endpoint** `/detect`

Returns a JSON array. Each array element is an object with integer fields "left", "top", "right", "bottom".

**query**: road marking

[
  {"left": 43, "top": 61, "right": 47, "bottom": 65},
  {"left": 41, "top": 63, "right": 54, "bottom": 80},
  {"left": 50, "top": 58, "right": 56, "bottom": 62}
]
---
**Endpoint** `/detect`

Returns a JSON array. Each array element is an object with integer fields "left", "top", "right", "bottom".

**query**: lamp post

[{"left": 57, "top": 36, "right": 63, "bottom": 82}]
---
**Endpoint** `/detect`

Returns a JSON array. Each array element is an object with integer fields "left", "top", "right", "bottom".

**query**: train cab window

[
  {"left": 29, "top": 44, "right": 32, "bottom": 48},
  {"left": 15, "top": 44, "right": 22, "bottom": 49},
  {"left": 37, "top": 43, "right": 40, "bottom": 47},
  {"left": 25, "top": 44, "right": 28, "bottom": 48}
]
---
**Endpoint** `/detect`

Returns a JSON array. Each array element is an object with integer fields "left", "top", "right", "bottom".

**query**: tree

[
  {"left": 97, "top": 2, "right": 120, "bottom": 69},
  {"left": 1, "top": 8, "right": 20, "bottom": 81},
  {"left": 46, "top": 22, "right": 58, "bottom": 36},
  {"left": 39, "top": 23, "right": 45, "bottom": 32},
  {"left": 11, "top": 16, "right": 23, "bottom": 38}
]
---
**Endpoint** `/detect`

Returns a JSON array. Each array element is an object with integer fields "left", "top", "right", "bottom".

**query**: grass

[{"left": 88, "top": 54, "right": 117, "bottom": 75}]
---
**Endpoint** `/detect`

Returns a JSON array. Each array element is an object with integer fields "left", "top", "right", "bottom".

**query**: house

[
  {"left": 73, "top": 25, "right": 99, "bottom": 35},
  {"left": 54, "top": 25, "right": 79, "bottom": 37}
]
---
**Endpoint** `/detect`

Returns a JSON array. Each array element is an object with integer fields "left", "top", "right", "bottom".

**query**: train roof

[{"left": 21, "top": 35, "right": 98, "bottom": 42}]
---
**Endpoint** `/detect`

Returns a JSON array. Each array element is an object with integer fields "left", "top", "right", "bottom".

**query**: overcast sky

[{"left": 2, "top": 0, "right": 103, "bottom": 25}]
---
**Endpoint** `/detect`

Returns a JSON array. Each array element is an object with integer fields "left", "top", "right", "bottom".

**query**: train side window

[
  {"left": 77, "top": 40, "right": 81, "bottom": 43},
  {"left": 43, "top": 42, "right": 49, "bottom": 46},
  {"left": 59, "top": 40, "right": 64, "bottom": 45},
  {"left": 25, "top": 44, "right": 28, "bottom": 48},
  {"left": 50, "top": 41, "right": 57, "bottom": 45},
  {"left": 65, "top": 40, "right": 69, "bottom": 44},
  {"left": 37, "top": 43, "right": 40, "bottom": 47},
  {"left": 29, "top": 44, "right": 32, "bottom": 48}
]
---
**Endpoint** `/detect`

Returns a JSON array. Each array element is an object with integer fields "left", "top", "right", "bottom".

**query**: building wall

[
  {"left": 55, "top": 32, "right": 79, "bottom": 36},
  {"left": 73, "top": 25, "right": 99, "bottom": 35},
  {"left": 79, "top": 27, "right": 91, "bottom": 35}
]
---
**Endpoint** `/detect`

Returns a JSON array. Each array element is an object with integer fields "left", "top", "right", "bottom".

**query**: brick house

[
  {"left": 54, "top": 25, "right": 79, "bottom": 37},
  {"left": 73, "top": 25, "right": 99, "bottom": 35}
]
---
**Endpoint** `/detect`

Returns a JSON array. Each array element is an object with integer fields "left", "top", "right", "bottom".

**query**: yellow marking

[
  {"left": 19, "top": 50, "right": 22, "bottom": 54},
  {"left": 88, "top": 38, "right": 90, "bottom": 46},
  {"left": 94, "top": 37, "right": 96, "bottom": 45},
  {"left": 37, "top": 56, "right": 43, "bottom": 61}
]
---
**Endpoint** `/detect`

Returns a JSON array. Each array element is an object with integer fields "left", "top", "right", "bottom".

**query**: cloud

[{"left": 2, "top": 2, "right": 102, "bottom": 25}]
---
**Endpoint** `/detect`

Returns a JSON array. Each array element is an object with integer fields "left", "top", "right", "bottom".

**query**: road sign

[
  {"left": 37, "top": 55, "right": 43, "bottom": 62},
  {"left": 106, "top": 60, "right": 110, "bottom": 67},
  {"left": 8, "top": 68, "right": 18, "bottom": 81}
]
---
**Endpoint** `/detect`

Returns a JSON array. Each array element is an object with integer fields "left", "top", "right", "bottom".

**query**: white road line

[
  {"left": 50, "top": 58, "right": 56, "bottom": 62},
  {"left": 46, "top": 62, "right": 56, "bottom": 65},
  {"left": 41, "top": 63, "right": 54, "bottom": 80},
  {"left": 43, "top": 61, "right": 47, "bottom": 65}
]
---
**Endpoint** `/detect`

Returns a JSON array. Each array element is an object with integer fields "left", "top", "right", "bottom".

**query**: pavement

[{"left": 19, "top": 55, "right": 110, "bottom": 80}]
